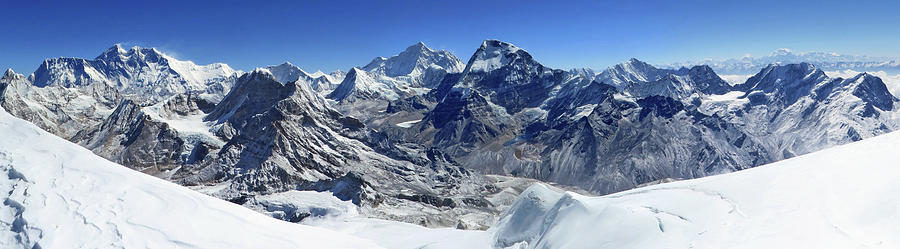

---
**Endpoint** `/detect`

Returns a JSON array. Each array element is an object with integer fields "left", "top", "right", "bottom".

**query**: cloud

[{"left": 719, "top": 74, "right": 754, "bottom": 85}]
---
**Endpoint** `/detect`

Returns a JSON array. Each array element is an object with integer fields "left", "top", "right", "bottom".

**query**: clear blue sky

[{"left": 2, "top": 0, "right": 899, "bottom": 73}]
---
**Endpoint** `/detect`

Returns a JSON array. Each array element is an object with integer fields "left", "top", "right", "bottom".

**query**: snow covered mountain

[
  {"left": 34, "top": 44, "right": 239, "bottom": 103},
  {"left": 596, "top": 58, "right": 732, "bottom": 99},
  {"left": 266, "top": 62, "right": 344, "bottom": 94},
  {"left": 0, "top": 106, "right": 383, "bottom": 249},
  {"left": 667, "top": 48, "right": 900, "bottom": 75},
  {"left": 327, "top": 42, "right": 464, "bottom": 121},
  {"left": 702, "top": 63, "right": 900, "bottom": 160}
]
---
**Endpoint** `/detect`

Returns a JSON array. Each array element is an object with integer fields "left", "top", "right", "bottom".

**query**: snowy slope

[
  {"left": 492, "top": 130, "right": 900, "bottom": 249},
  {"left": 0, "top": 107, "right": 383, "bottom": 249}
]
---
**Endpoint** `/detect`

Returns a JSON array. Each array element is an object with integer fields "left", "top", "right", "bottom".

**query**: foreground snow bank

[
  {"left": 492, "top": 130, "right": 900, "bottom": 249},
  {"left": 0, "top": 107, "right": 381, "bottom": 248}
]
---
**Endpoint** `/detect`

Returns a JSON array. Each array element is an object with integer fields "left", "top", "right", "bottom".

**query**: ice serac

[
  {"left": 0, "top": 106, "right": 383, "bottom": 249},
  {"left": 491, "top": 129, "right": 900, "bottom": 249},
  {"left": 176, "top": 69, "right": 502, "bottom": 228}
]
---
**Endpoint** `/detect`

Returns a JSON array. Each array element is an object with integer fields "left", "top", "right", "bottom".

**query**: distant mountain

[
  {"left": 667, "top": 48, "right": 900, "bottom": 75},
  {"left": 596, "top": 58, "right": 732, "bottom": 99},
  {"left": 0, "top": 45, "right": 239, "bottom": 139},
  {"left": 327, "top": 42, "right": 465, "bottom": 126},
  {"left": 34, "top": 44, "right": 239, "bottom": 103},
  {"left": 265, "top": 62, "right": 345, "bottom": 94}
]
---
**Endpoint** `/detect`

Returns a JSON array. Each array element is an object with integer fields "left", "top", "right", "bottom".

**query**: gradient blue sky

[{"left": 2, "top": 0, "right": 899, "bottom": 73}]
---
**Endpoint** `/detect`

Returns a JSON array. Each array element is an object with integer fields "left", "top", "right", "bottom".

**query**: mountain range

[
  {"left": 667, "top": 48, "right": 900, "bottom": 75},
  {"left": 2, "top": 39, "right": 899, "bottom": 230}
]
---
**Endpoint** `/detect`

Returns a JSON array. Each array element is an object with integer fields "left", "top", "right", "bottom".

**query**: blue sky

[{"left": 2, "top": 0, "right": 899, "bottom": 73}]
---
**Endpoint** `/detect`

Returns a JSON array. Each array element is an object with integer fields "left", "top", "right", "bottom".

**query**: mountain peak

[
  {"left": 405, "top": 41, "right": 430, "bottom": 52},
  {"left": 361, "top": 42, "right": 464, "bottom": 77},
  {"left": 465, "top": 40, "right": 530, "bottom": 72},
  {"left": 96, "top": 44, "right": 128, "bottom": 60},
  {"left": 772, "top": 48, "right": 793, "bottom": 56},
  {"left": 478, "top": 39, "right": 522, "bottom": 52},
  {"left": 3, "top": 68, "right": 15, "bottom": 78},
  {"left": 621, "top": 58, "right": 654, "bottom": 68},
  {"left": 250, "top": 68, "right": 276, "bottom": 80},
  {"left": 265, "top": 62, "right": 312, "bottom": 84},
  {"left": 734, "top": 62, "right": 828, "bottom": 104}
]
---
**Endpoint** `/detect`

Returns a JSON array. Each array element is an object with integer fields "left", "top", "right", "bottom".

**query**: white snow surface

[
  {"left": 0, "top": 107, "right": 383, "bottom": 249},
  {"left": 491, "top": 130, "right": 900, "bottom": 249}
]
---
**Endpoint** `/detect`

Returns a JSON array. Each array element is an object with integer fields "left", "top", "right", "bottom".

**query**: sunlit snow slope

[
  {"left": 493, "top": 130, "right": 900, "bottom": 249},
  {"left": 0, "top": 107, "right": 382, "bottom": 249}
]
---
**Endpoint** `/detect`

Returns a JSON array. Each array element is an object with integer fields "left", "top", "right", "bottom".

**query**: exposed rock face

[{"left": 72, "top": 99, "right": 186, "bottom": 174}]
